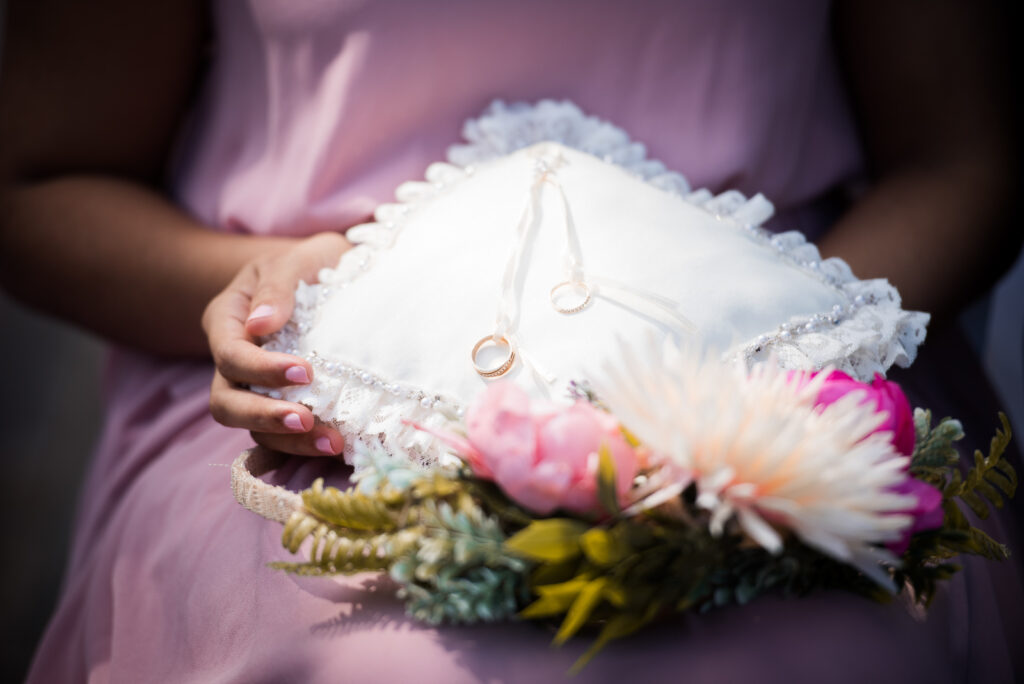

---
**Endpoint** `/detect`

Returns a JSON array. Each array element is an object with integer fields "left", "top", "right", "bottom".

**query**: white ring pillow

[{"left": 257, "top": 101, "right": 928, "bottom": 467}]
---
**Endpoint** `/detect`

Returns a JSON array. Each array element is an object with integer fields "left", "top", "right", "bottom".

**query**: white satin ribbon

[{"left": 484, "top": 149, "right": 697, "bottom": 389}]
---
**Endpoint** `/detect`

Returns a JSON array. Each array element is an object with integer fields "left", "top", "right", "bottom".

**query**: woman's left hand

[{"left": 203, "top": 231, "right": 353, "bottom": 456}]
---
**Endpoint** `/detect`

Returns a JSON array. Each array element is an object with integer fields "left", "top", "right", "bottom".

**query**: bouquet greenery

[{"left": 264, "top": 349, "right": 1015, "bottom": 674}]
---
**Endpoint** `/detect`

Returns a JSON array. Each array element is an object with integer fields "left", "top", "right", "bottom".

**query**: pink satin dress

[{"left": 28, "top": 1, "right": 1024, "bottom": 682}]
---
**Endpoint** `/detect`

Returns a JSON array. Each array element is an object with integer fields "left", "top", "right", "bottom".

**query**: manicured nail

[
  {"left": 283, "top": 412, "right": 304, "bottom": 431},
  {"left": 247, "top": 304, "right": 275, "bottom": 323},
  {"left": 316, "top": 437, "right": 336, "bottom": 455},
  {"left": 285, "top": 366, "right": 310, "bottom": 384}
]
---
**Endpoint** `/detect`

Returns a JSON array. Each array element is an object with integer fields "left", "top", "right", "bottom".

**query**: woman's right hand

[{"left": 202, "top": 232, "right": 352, "bottom": 456}]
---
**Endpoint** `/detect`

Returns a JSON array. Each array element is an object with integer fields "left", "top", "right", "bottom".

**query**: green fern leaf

[
  {"left": 989, "top": 464, "right": 1017, "bottom": 497},
  {"left": 910, "top": 409, "right": 963, "bottom": 472},
  {"left": 945, "top": 414, "right": 1016, "bottom": 519},
  {"left": 300, "top": 478, "right": 400, "bottom": 531},
  {"left": 960, "top": 490, "right": 989, "bottom": 519},
  {"left": 282, "top": 511, "right": 321, "bottom": 553},
  {"left": 268, "top": 561, "right": 337, "bottom": 576},
  {"left": 964, "top": 527, "right": 1011, "bottom": 561}
]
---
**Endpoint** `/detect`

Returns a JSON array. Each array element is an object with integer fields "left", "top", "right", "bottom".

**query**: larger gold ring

[
  {"left": 472, "top": 335, "right": 516, "bottom": 378},
  {"left": 549, "top": 280, "right": 592, "bottom": 315}
]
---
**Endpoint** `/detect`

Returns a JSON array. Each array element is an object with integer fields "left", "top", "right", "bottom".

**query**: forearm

[
  {"left": 831, "top": 0, "right": 1020, "bottom": 328},
  {"left": 818, "top": 154, "right": 1019, "bottom": 326},
  {"left": 0, "top": 175, "right": 296, "bottom": 356}
]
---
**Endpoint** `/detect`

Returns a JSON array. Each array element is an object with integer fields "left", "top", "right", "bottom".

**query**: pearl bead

[
  {"left": 779, "top": 330, "right": 792, "bottom": 341},
  {"left": 360, "top": 372, "right": 372, "bottom": 384},
  {"left": 853, "top": 295, "right": 866, "bottom": 307},
  {"left": 420, "top": 397, "right": 435, "bottom": 409}
]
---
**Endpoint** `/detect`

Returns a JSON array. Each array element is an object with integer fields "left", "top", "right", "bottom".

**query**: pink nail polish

[
  {"left": 283, "top": 412, "right": 304, "bottom": 431},
  {"left": 285, "top": 366, "right": 310, "bottom": 384},
  {"left": 316, "top": 437, "right": 335, "bottom": 455},
  {"left": 247, "top": 304, "right": 275, "bottom": 323}
]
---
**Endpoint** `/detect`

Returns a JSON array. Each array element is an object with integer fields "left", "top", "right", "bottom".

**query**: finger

[
  {"left": 216, "top": 338, "right": 313, "bottom": 388},
  {"left": 207, "top": 302, "right": 312, "bottom": 387},
  {"left": 251, "top": 423, "right": 345, "bottom": 457},
  {"left": 209, "top": 372, "right": 315, "bottom": 433}
]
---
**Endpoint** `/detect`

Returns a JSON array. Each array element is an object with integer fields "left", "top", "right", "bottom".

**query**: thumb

[
  {"left": 244, "top": 232, "right": 350, "bottom": 337},
  {"left": 244, "top": 262, "right": 301, "bottom": 337}
]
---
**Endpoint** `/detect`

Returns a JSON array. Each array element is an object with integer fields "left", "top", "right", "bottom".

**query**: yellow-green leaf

[
  {"left": 580, "top": 528, "right": 629, "bottom": 567},
  {"left": 620, "top": 425, "right": 642, "bottom": 448},
  {"left": 596, "top": 445, "right": 620, "bottom": 516},
  {"left": 536, "top": 575, "right": 592, "bottom": 598},
  {"left": 529, "top": 559, "right": 580, "bottom": 587},
  {"left": 601, "top": 581, "right": 628, "bottom": 608},
  {"left": 554, "top": 577, "right": 608, "bottom": 645},
  {"left": 568, "top": 609, "right": 653, "bottom": 675},
  {"left": 505, "top": 519, "right": 588, "bottom": 562},
  {"left": 520, "top": 575, "right": 592, "bottom": 619}
]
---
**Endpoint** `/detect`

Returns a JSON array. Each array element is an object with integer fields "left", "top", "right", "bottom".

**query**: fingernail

[
  {"left": 285, "top": 366, "right": 310, "bottom": 384},
  {"left": 316, "top": 437, "right": 336, "bottom": 455},
  {"left": 247, "top": 304, "right": 275, "bottom": 323},
  {"left": 283, "top": 412, "right": 304, "bottom": 431}
]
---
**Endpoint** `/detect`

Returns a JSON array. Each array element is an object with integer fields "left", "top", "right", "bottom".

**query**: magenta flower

[
  {"left": 808, "top": 370, "right": 916, "bottom": 456},
  {"left": 887, "top": 477, "right": 944, "bottom": 555},
  {"left": 797, "top": 369, "right": 942, "bottom": 553}
]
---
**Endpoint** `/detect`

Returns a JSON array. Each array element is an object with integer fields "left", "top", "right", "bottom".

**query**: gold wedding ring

[
  {"left": 549, "top": 280, "right": 592, "bottom": 315},
  {"left": 471, "top": 335, "right": 516, "bottom": 378}
]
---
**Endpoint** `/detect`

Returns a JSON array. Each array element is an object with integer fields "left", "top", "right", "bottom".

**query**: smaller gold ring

[
  {"left": 549, "top": 280, "right": 592, "bottom": 315},
  {"left": 471, "top": 335, "right": 516, "bottom": 378}
]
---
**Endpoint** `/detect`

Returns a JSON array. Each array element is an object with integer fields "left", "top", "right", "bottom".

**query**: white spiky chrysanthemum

[{"left": 595, "top": 338, "right": 917, "bottom": 586}]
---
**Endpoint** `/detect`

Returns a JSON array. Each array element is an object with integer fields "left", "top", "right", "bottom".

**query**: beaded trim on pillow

[{"left": 257, "top": 100, "right": 928, "bottom": 468}]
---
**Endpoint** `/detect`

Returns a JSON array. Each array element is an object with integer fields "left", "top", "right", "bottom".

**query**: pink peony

[
  {"left": 810, "top": 370, "right": 916, "bottom": 456},
  {"left": 461, "top": 382, "right": 638, "bottom": 516}
]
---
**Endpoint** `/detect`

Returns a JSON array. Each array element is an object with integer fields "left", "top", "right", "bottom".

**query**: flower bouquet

[{"left": 240, "top": 345, "right": 1016, "bottom": 673}]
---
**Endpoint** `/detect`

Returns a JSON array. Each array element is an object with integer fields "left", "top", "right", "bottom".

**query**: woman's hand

[{"left": 203, "top": 232, "right": 352, "bottom": 456}]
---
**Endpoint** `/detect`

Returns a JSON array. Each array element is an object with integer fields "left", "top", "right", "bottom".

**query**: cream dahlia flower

[{"left": 595, "top": 338, "right": 916, "bottom": 586}]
